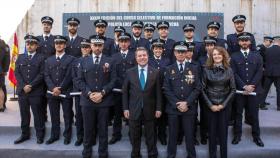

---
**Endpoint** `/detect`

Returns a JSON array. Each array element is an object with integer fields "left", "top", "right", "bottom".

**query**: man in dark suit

[
  {"left": 163, "top": 41, "right": 201, "bottom": 158},
  {"left": 94, "top": 19, "right": 115, "bottom": 57},
  {"left": 144, "top": 23, "right": 156, "bottom": 43},
  {"left": 72, "top": 38, "right": 92, "bottom": 146},
  {"left": 37, "top": 16, "right": 55, "bottom": 59},
  {"left": 76, "top": 35, "right": 116, "bottom": 158},
  {"left": 148, "top": 39, "right": 171, "bottom": 145},
  {"left": 260, "top": 36, "right": 280, "bottom": 111},
  {"left": 227, "top": 15, "right": 257, "bottom": 55},
  {"left": 231, "top": 32, "right": 264, "bottom": 147},
  {"left": 109, "top": 32, "right": 136, "bottom": 144},
  {"left": 65, "top": 17, "right": 84, "bottom": 58},
  {"left": 123, "top": 47, "right": 162, "bottom": 158},
  {"left": 14, "top": 35, "right": 45, "bottom": 144},
  {"left": 37, "top": 16, "right": 55, "bottom": 122},
  {"left": 0, "top": 38, "right": 10, "bottom": 112},
  {"left": 157, "top": 21, "right": 176, "bottom": 62},
  {"left": 44, "top": 35, "right": 75, "bottom": 145},
  {"left": 130, "top": 20, "right": 151, "bottom": 51},
  {"left": 183, "top": 23, "right": 203, "bottom": 61}
]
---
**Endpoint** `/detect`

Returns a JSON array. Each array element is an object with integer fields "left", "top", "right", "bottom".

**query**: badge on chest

[{"left": 185, "top": 70, "right": 194, "bottom": 84}]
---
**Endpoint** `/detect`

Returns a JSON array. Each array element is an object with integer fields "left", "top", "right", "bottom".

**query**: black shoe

[
  {"left": 244, "top": 120, "right": 252, "bottom": 125},
  {"left": 64, "top": 138, "right": 71, "bottom": 145},
  {"left": 14, "top": 135, "right": 30, "bottom": 144},
  {"left": 232, "top": 136, "right": 241, "bottom": 145},
  {"left": 75, "top": 138, "right": 83, "bottom": 146},
  {"left": 201, "top": 138, "right": 207, "bottom": 145},
  {"left": 277, "top": 107, "right": 280, "bottom": 111},
  {"left": 159, "top": 137, "right": 167, "bottom": 145},
  {"left": 108, "top": 136, "right": 121, "bottom": 144},
  {"left": 194, "top": 138, "right": 200, "bottom": 146},
  {"left": 37, "top": 138, "right": 44, "bottom": 144},
  {"left": 253, "top": 137, "right": 264, "bottom": 147},
  {"left": 45, "top": 137, "right": 59, "bottom": 145},
  {"left": 91, "top": 138, "right": 96, "bottom": 146},
  {"left": 228, "top": 120, "right": 235, "bottom": 126}
]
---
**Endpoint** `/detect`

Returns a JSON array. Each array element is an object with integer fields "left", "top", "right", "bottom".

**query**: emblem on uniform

[
  {"left": 185, "top": 70, "right": 194, "bottom": 84},
  {"left": 171, "top": 69, "right": 175, "bottom": 74},
  {"left": 103, "top": 63, "right": 110, "bottom": 72}
]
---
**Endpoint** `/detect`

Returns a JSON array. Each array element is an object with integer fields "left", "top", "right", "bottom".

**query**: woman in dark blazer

[{"left": 201, "top": 46, "right": 236, "bottom": 158}]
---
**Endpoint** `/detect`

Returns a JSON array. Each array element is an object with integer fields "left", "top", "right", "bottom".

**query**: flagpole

[{"left": 9, "top": 85, "right": 18, "bottom": 101}]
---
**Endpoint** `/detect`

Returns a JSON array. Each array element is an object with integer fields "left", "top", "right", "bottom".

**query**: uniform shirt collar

[
  {"left": 120, "top": 49, "right": 129, "bottom": 55},
  {"left": 185, "top": 38, "right": 194, "bottom": 43},
  {"left": 138, "top": 64, "right": 148, "bottom": 71},
  {"left": 185, "top": 59, "right": 192, "bottom": 63},
  {"left": 241, "top": 48, "right": 250, "bottom": 54},
  {"left": 69, "top": 33, "right": 77, "bottom": 40},
  {"left": 43, "top": 33, "right": 51, "bottom": 38},
  {"left": 176, "top": 60, "right": 185, "bottom": 70},
  {"left": 56, "top": 52, "right": 65, "bottom": 59},
  {"left": 133, "top": 36, "right": 140, "bottom": 41},
  {"left": 27, "top": 52, "right": 36, "bottom": 58},
  {"left": 92, "top": 53, "right": 102, "bottom": 59}
]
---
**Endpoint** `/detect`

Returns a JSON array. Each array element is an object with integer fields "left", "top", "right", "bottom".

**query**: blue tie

[{"left": 140, "top": 68, "right": 145, "bottom": 90}]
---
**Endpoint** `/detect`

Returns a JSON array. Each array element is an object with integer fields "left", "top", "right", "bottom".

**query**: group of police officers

[{"left": 7, "top": 13, "right": 280, "bottom": 158}]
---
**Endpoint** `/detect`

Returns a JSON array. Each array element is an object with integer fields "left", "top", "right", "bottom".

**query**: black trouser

[
  {"left": 42, "top": 86, "right": 48, "bottom": 121},
  {"left": 261, "top": 76, "right": 280, "bottom": 108},
  {"left": 112, "top": 93, "right": 123, "bottom": 138},
  {"left": 82, "top": 106, "right": 109, "bottom": 158},
  {"left": 129, "top": 114, "right": 158, "bottom": 158},
  {"left": 18, "top": 95, "right": 45, "bottom": 139},
  {"left": 167, "top": 114, "right": 196, "bottom": 158},
  {"left": 2, "top": 84, "right": 7, "bottom": 108},
  {"left": 156, "top": 98, "right": 167, "bottom": 140},
  {"left": 208, "top": 107, "right": 229, "bottom": 158},
  {"left": 48, "top": 97, "right": 73, "bottom": 139},
  {"left": 234, "top": 95, "right": 260, "bottom": 138},
  {"left": 74, "top": 96, "right": 83, "bottom": 139}
]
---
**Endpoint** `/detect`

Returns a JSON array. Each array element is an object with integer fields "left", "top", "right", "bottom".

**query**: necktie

[
  {"left": 140, "top": 68, "right": 145, "bottom": 90},
  {"left": 44, "top": 36, "right": 48, "bottom": 41},
  {"left": 56, "top": 56, "right": 60, "bottom": 62},
  {"left": 121, "top": 53, "right": 126, "bottom": 59},
  {"left": 95, "top": 56, "right": 99, "bottom": 64},
  {"left": 179, "top": 63, "right": 184, "bottom": 73},
  {"left": 70, "top": 38, "right": 74, "bottom": 44},
  {"left": 135, "top": 39, "right": 139, "bottom": 47},
  {"left": 244, "top": 51, "right": 248, "bottom": 58},
  {"left": 28, "top": 55, "right": 32, "bottom": 60},
  {"left": 156, "top": 58, "right": 161, "bottom": 63}
]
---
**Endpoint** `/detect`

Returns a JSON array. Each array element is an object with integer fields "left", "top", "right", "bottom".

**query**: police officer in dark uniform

[
  {"left": 44, "top": 35, "right": 75, "bottom": 145},
  {"left": 157, "top": 21, "right": 176, "bottom": 62},
  {"left": 197, "top": 36, "right": 217, "bottom": 145},
  {"left": 94, "top": 19, "right": 115, "bottom": 57},
  {"left": 260, "top": 36, "right": 280, "bottom": 111},
  {"left": 37, "top": 16, "right": 55, "bottom": 122},
  {"left": 257, "top": 36, "right": 273, "bottom": 110},
  {"left": 76, "top": 35, "right": 116, "bottom": 158},
  {"left": 65, "top": 17, "right": 84, "bottom": 58},
  {"left": 72, "top": 38, "right": 92, "bottom": 146},
  {"left": 183, "top": 23, "right": 203, "bottom": 61},
  {"left": 0, "top": 38, "right": 10, "bottom": 112},
  {"left": 227, "top": 15, "right": 257, "bottom": 55},
  {"left": 37, "top": 16, "right": 55, "bottom": 59},
  {"left": 148, "top": 38, "right": 171, "bottom": 145},
  {"left": 130, "top": 20, "right": 150, "bottom": 51},
  {"left": 163, "top": 41, "right": 201, "bottom": 158},
  {"left": 109, "top": 32, "right": 136, "bottom": 144},
  {"left": 231, "top": 32, "right": 264, "bottom": 147},
  {"left": 144, "top": 23, "right": 156, "bottom": 43},
  {"left": 207, "top": 21, "right": 228, "bottom": 49},
  {"left": 14, "top": 35, "right": 45, "bottom": 144},
  {"left": 113, "top": 26, "right": 126, "bottom": 53}
]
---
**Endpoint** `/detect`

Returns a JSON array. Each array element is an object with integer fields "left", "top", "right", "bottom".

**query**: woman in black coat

[{"left": 201, "top": 46, "right": 236, "bottom": 158}]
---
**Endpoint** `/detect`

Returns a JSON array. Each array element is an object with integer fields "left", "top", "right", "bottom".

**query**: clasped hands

[
  {"left": 210, "top": 104, "right": 224, "bottom": 112},
  {"left": 23, "top": 85, "right": 32, "bottom": 93},
  {"left": 89, "top": 92, "right": 103, "bottom": 103},
  {"left": 243, "top": 85, "right": 255, "bottom": 95},
  {"left": 176, "top": 101, "right": 188, "bottom": 112}
]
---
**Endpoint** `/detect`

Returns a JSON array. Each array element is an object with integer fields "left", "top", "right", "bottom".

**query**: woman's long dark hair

[{"left": 205, "top": 46, "right": 230, "bottom": 69}]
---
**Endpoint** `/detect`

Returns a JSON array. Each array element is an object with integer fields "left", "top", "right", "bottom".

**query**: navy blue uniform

[
  {"left": 198, "top": 38, "right": 227, "bottom": 57},
  {"left": 163, "top": 62, "right": 201, "bottom": 158},
  {"left": 15, "top": 53, "right": 45, "bottom": 139},
  {"left": 65, "top": 35, "right": 84, "bottom": 57},
  {"left": 44, "top": 54, "right": 75, "bottom": 140},
  {"left": 187, "top": 41, "right": 203, "bottom": 61},
  {"left": 261, "top": 45, "right": 280, "bottom": 109},
  {"left": 149, "top": 56, "right": 171, "bottom": 142},
  {"left": 110, "top": 50, "right": 136, "bottom": 139},
  {"left": 76, "top": 55, "right": 116, "bottom": 158},
  {"left": 130, "top": 37, "right": 150, "bottom": 51},
  {"left": 103, "top": 37, "right": 115, "bottom": 57},
  {"left": 37, "top": 35, "right": 55, "bottom": 59},
  {"left": 162, "top": 39, "right": 176, "bottom": 62},
  {"left": 227, "top": 33, "right": 257, "bottom": 55},
  {"left": 230, "top": 50, "right": 263, "bottom": 139}
]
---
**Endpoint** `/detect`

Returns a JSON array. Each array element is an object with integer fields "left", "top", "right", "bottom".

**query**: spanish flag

[{"left": 8, "top": 33, "right": 19, "bottom": 87}]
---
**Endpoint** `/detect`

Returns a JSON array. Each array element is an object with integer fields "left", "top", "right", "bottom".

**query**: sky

[{"left": 0, "top": 0, "right": 35, "bottom": 42}]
